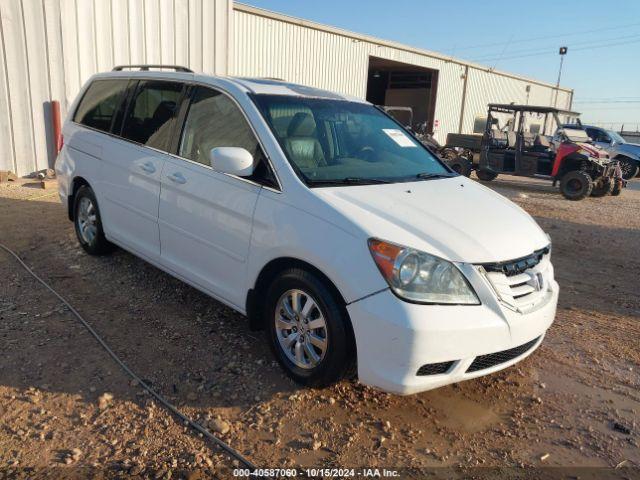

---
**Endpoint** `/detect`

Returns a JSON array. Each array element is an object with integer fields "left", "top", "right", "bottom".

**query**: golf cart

[{"left": 445, "top": 104, "right": 624, "bottom": 200}]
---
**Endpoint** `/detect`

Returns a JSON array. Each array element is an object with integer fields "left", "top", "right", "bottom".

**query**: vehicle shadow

[{"left": 0, "top": 193, "right": 298, "bottom": 414}]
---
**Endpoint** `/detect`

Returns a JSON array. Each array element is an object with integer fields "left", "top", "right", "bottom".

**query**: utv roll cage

[{"left": 485, "top": 104, "right": 582, "bottom": 138}]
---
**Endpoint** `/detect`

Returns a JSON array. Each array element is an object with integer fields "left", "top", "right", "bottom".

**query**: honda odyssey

[{"left": 55, "top": 66, "right": 558, "bottom": 394}]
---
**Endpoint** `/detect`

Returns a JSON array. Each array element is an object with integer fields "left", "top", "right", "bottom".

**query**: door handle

[
  {"left": 139, "top": 161, "right": 156, "bottom": 174},
  {"left": 167, "top": 172, "right": 187, "bottom": 184}
]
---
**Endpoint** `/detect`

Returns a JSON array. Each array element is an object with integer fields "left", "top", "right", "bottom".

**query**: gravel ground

[{"left": 0, "top": 175, "right": 638, "bottom": 479}]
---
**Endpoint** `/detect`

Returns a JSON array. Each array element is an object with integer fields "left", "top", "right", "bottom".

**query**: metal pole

[
  {"left": 554, "top": 47, "right": 567, "bottom": 107},
  {"left": 457, "top": 65, "right": 469, "bottom": 133}
]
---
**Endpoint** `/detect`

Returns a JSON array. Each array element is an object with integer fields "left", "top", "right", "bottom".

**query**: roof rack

[{"left": 112, "top": 64, "right": 193, "bottom": 73}]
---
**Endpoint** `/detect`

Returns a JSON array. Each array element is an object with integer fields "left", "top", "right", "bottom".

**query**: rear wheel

[
  {"left": 73, "top": 185, "right": 114, "bottom": 255},
  {"left": 476, "top": 169, "right": 498, "bottom": 181},
  {"left": 560, "top": 170, "right": 593, "bottom": 200},
  {"left": 265, "top": 268, "right": 354, "bottom": 387},
  {"left": 446, "top": 156, "right": 472, "bottom": 177},
  {"left": 590, "top": 177, "right": 613, "bottom": 197},
  {"left": 617, "top": 157, "right": 639, "bottom": 180},
  {"left": 611, "top": 178, "right": 623, "bottom": 196}
]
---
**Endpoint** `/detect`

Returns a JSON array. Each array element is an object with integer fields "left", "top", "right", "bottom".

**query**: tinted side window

[
  {"left": 179, "top": 87, "right": 260, "bottom": 164},
  {"left": 179, "top": 87, "right": 277, "bottom": 187},
  {"left": 120, "top": 81, "right": 184, "bottom": 151},
  {"left": 74, "top": 80, "right": 128, "bottom": 132}
]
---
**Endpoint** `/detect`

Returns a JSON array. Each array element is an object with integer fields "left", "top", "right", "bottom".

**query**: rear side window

[
  {"left": 74, "top": 80, "right": 128, "bottom": 132},
  {"left": 120, "top": 80, "right": 184, "bottom": 151}
]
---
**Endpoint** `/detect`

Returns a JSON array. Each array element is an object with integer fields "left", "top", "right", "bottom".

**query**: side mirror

[{"left": 209, "top": 147, "right": 254, "bottom": 177}]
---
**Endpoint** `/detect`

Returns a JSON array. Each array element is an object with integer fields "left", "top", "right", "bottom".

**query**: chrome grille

[
  {"left": 480, "top": 248, "right": 553, "bottom": 313},
  {"left": 482, "top": 247, "right": 548, "bottom": 277}
]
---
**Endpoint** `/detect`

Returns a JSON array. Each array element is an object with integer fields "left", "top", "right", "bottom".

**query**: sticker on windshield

[{"left": 382, "top": 129, "right": 417, "bottom": 147}]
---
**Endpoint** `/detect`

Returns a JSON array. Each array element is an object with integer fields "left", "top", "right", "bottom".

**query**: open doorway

[{"left": 366, "top": 57, "right": 439, "bottom": 134}]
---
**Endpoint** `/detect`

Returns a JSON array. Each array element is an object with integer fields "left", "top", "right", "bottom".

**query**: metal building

[{"left": 0, "top": 0, "right": 572, "bottom": 177}]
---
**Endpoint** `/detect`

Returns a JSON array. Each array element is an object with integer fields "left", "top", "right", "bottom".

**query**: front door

[
  {"left": 158, "top": 86, "right": 264, "bottom": 308},
  {"left": 99, "top": 80, "right": 185, "bottom": 260}
]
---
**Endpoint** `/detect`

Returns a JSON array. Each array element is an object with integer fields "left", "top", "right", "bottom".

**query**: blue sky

[{"left": 241, "top": 0, "right": 640, "bottom": 132}]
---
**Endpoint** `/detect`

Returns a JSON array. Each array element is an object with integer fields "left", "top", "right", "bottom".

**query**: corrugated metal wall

[
  {"left": 0, "top": 0, "right": 231, "bottom": 176},
  {"left": 1, "top": 1, "right": 573, "bottom": 176},
  {"left": 461, "top": 68, "right": 572, "bottom": 133},
  {"left": 233, "top": 5, "right": 573, "bottom": 144},
  {"left": 232, "top": 9, "right": 464, "bottom": 142}
]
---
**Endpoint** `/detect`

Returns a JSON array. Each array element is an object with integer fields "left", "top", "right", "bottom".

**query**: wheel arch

[
  {"left": 246, "top": 257, "right": 354, "bottom": 340},
  {"left": 556, "top": 155, "right": 587, "bottom": 178},
  {"left": 68, "top": 176, "right": 91, "bottom": 221},
  {"left": 614, "top": 153, "right": 640, "bottom": 164}
]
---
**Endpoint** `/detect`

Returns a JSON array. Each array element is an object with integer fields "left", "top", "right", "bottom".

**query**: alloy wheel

[
  {"left": 77, "top": 197, "right": 98, "bottom": 245},
  {"left": 274, "top": 289, "right": 328, "bottom": 369}
]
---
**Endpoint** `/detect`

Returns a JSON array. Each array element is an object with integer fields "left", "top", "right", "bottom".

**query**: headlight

[{"left": 368, "top": 238, "right": 480, "bottom": 305}]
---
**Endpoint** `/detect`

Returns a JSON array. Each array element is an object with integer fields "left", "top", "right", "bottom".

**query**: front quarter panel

[
  {"left": 247, "top": 189, "right": 388, "bottom": 304},
  {"left": 612, "top": 144, "right": 640, "bottom": 162}
]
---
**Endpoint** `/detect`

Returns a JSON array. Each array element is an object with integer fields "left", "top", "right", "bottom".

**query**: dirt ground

[{"left": 0, "top": 175, "right": 638, "bottom": 479}]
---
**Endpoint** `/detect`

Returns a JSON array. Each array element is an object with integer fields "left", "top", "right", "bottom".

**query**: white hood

[{"left": 313, "top": 176, "right": 549, "bottom": 264}]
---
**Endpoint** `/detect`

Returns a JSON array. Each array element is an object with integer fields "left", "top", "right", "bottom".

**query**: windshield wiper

[
  {"left": 415, "top": 172, "right": 455, "bottom": 180},
  {"left": 343, "top": 177, "right": 391, "bottom": 184},
  {"left": 308, "top": 177, "right": 391, "bottom": 186}
]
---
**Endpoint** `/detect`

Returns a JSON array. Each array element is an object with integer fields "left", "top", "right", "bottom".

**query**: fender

[{"left": 551, "top": 143, "right": 580, "bottom": 177}]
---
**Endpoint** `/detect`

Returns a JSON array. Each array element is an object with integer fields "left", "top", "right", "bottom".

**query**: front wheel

[
  {"left": 590, "top": 177, "right": 613, "bottom": 197},
  {"left": 560, "top": 170, "right": 593, "bottom": 200},
  {"left": 617, "top": 157, "right": 640, "bottom": 180},
  {"left": 265, "top": 268, "right": 355, "bottom": 387},
  {"left": 611, "top": 178, "right": 623, "bottom": 196},
  {"left": 476, "top": 169, "right": 498, "bottom": 181},
  {"left": 447, "top": 156, "right": 472, "bottom": 177}
]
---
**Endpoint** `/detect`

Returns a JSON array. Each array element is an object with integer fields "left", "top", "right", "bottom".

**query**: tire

[
  {"left": 611, "top": 178, "right": 623, "bottom": 196},
  {"left": 447, "top": 156, "right": 472, "bottom": 177},
  {"left": 560, "top": 170, "right": 593, "bottom": 200},
  {"left": 476, "top": 169, "right": 498, "bottom": 181},
  {"left": 616, "top": 157, "right": 640, "bottom": 180},
  {"left": 590, "top": 177, "right": 613, "bottom": 197},
  {"left": 265, "top": 268, "right": 355, "bottom": 388},
  {"left": 441, "top": 148, "right": 459, "bottom": 161},
  {"left": 73, "top": 185, "right": 114, "bottom": 255}
]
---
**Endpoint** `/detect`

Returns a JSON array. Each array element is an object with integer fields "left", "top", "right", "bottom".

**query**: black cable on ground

[{"left": 0, "top": 242, "right": 259, "bottom": 472}]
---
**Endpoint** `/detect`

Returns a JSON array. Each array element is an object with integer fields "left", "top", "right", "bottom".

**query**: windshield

[
  {"left": 252, "top": 94, "right": 450, "bottom": 186},
  {"left": 607, "top": 130, "right": 626, "bottom": 144}
]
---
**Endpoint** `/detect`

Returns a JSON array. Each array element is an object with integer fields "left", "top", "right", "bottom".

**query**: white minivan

[{"left": 55, "top": 66, "right": 558, "bottom": 395}]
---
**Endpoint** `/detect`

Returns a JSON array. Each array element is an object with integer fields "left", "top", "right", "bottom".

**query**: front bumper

[{"left": 347, "top": 270, "right": 559, "bottom": 395}]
